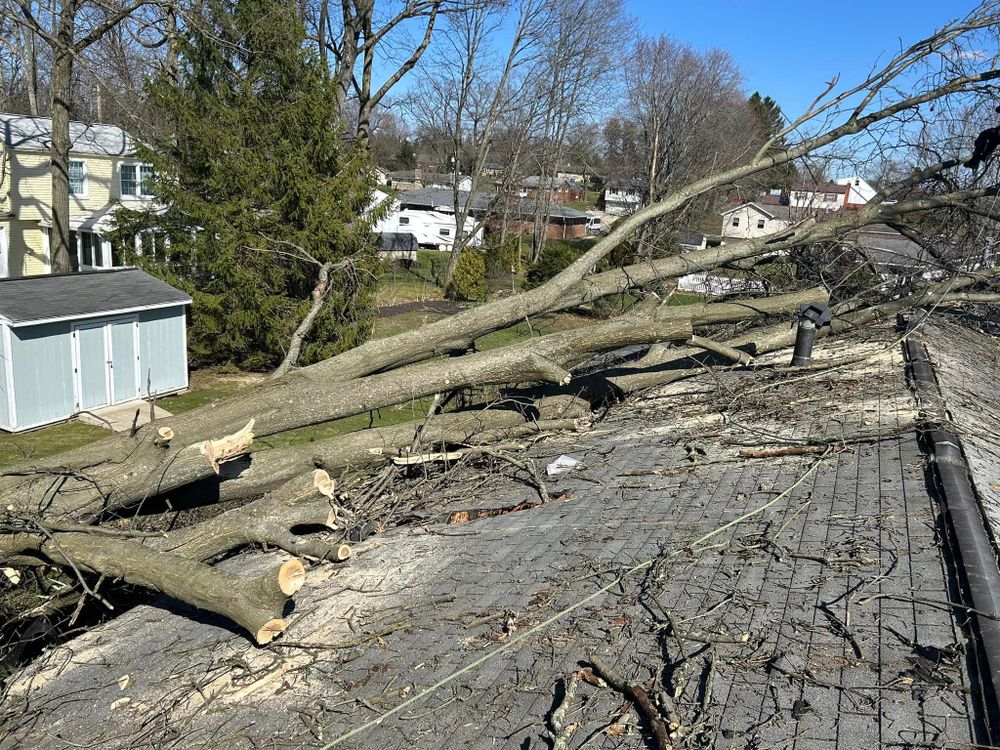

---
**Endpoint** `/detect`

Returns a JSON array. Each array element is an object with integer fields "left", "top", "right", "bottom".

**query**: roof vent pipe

[{"left": 791, "top": 303, "right": 832, "bottom": 366}]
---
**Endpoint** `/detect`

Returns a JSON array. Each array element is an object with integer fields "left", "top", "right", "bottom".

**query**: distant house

[
  {"left": 396, "top": 187, "right": 589, "bottom": 241},
  {"left": 788, "top": 181, "right": 850, "bottom": 211},
  {"left": 720, "top": 193, "right": 841, "bottom": 240},
  {"left": 0, "top": 113, "right": 151, "bottom": 278},
  {"left": 386, "top": 169, "right": 473, "bottom": 192},
  {"left": 720, "top": 201, "right": 794, "bottom": 239},
  {"left": 0, "top": 268, "right": 190, "bottom": 432},
  {"left": 600, "top": 184, "right": 642, "bottom": 216},
  {"left": 518, "top": 176, "right": 584, "bottom": 204},
  {"left": 835, "top": 176, "right": 878, "bottom": 209},
  {"left": 373, "top": 166, "right": 390, "bottom": 186},
  {"left": 480, "top": 163, "right": 506, "bottom": 178}
]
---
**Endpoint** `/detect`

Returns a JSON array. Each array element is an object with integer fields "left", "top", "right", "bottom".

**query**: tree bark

[
  {"left": 48, "top": 4, "right": 76, "bottom": 274},
  {"left": 10, "top": 531, "right": 305, "bottom": 644},
  {"left": 0, "top": 288, "right": 819, "bottom": 522}
]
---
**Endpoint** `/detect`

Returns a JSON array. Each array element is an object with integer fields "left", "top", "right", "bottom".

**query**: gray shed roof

[
  {"left": 399, "top": 187, "right": 588, "bottom": 220},
  {"left": 0, "top": 113, "right": 136, "bottom": 157},
  {"left": 0, "top": 268, "right": 190, "bottom": 326}
]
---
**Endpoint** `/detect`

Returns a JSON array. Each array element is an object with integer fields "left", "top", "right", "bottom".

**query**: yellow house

[{"left": 0, "top": 113, "right": 155, "bottom": 277}]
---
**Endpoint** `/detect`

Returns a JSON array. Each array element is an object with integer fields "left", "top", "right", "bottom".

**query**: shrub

[
  {"left": 524, "top": 241, "right": 586, "bottom": 289},
  {"left": 446, "top": 250, "right": 487, "bottom": 301}
]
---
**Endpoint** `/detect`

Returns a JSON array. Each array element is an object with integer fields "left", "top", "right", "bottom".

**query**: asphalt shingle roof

[
  {"left": 2, "top": 325, "right": 988, "bottom": 750},
  {"left": 0, "top": 113, "right": 136, "bottom": 157},
  {"left": 0, "top": 268, "right": 190, "bottom": 326}
]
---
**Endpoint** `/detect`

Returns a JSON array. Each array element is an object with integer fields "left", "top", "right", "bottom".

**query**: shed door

[
  {"left": 74, "top": 322, "right": 110, "bottom": 410},
  {"left": 110, "top": 318, "right": 139, "bottom": 403}
]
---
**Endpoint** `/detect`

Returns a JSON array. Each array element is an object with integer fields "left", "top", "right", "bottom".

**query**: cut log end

[
  {"left": 278, "top": 559, "right": 306, "bottom": 595},
  {"left": 256, "top": 618, "right": 287, "bottom": 645},
  {"left": 324, "top": 508, "right": 339, "bottom": 529},
  {"left": 200, "top": 418, "right": 257, "bottom": 474},
  {"left": 335, "top": 543, "right": 352, "bottom": 561},
  {"left": 312, "top": 468, "right": 336, "bottom": 499}
]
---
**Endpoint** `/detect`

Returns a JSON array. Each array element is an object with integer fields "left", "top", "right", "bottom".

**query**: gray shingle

[{"left": 0, "top": 268, "right": 190, "bottom": 325}]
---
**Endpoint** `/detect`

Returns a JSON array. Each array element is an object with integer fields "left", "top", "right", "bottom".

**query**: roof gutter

[{"left": 904, "top": 335, "right": 1000, "bottom": 739}]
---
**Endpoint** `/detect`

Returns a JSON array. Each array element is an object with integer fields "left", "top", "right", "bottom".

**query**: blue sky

[{"left": 626, "top": 1, "right": 982, "bottom": 118}]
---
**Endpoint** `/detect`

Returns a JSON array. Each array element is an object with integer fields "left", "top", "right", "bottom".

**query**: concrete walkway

[{"left": 77, "top": 400, "right": 173, "bottom": 432}]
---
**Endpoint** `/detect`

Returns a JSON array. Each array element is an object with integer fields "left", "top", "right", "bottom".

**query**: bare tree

[
  {"left": 0, "top": 0, "right": 152, "bottom": 272},
  {"left": 620, "top": 35, "right": 755, "bottom": 240},
  {"left": 407, "top": 0, "right": 548, "bottom": 287}
]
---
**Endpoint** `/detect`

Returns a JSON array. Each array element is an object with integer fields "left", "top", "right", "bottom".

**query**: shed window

[
  {"left": 825, "top": 192, "right": 838, "bottom": 201},
  {"left": 731, "top": 217, "right": 740, "bottom": 227},
  {"left": 69, "top": 160, "right": 87, "bottom": 196},
  {"left": 757, "top": 219, "right": 766, "bottom": 229}
]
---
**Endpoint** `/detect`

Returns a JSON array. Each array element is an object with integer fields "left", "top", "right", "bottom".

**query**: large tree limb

[{"left": 9, "top": 531, "right": 304, "bottom": 645}]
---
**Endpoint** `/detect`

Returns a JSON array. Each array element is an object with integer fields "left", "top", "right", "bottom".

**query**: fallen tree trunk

[
  {"left": 607, "top": 273, "right": 998, "bottom": 393},
  {"left": 0, "top": 191, "right": 969, "bottom": 503},
  {"left": 1, "top": 300, "right": 695, "bottom": 520},
  {"left": 8, "top": 531, "right": 305, "bottom": 644},
  {"left": 0, "top": 287, "right": 821, "bottom": 525}
]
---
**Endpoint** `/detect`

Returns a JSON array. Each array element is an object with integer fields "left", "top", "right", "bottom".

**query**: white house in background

[
  {"left": 835, "top": 176, "right": 878, "bottom": 209},
  {"left": 788, "top": 181, "right": 849, "bottom": 211},
  {"left": 720, "top": 202, "right": 794, "bottom": 240},
  {"left": 601, "top": 184, "right": 643, "bottom": 216},
  {"left": 371, "top": 191, "right": 482, "bottom": 252},
  {"left": 0, "top": 113, "right": 152, "bottom": 277}
]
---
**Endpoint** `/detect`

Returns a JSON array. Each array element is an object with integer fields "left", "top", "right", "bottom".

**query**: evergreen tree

[
  {"left": 113, "top": 0, "right": 381, "bottom": 370},
  {"left": 748, "top": 91, "right": 798, "bottom": 192}
]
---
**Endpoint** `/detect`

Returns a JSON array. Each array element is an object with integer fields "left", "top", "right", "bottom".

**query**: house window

[
  {"left": 757, "top": 219, "right": 766, "bottom": 229},
  {"left": 825, "top": 192, "right": 838, "bottom": 201},
  {"left": 731, "top": 217, "right": 740, "bottom": 227},
  {"left": 439, "top": 228, "right": 451, "bottom": 236},
  {"left": 120, "top": 163, "right": 155, "bottom": 198},
  {"left": 69, "top": 160, "right": 87, "bottom": 196},
  {"left": 69, "top": 231, "right": 107, "bottom": 271},
  {"left": 399, "top": 217, "right": 410, "bottom": 225}
]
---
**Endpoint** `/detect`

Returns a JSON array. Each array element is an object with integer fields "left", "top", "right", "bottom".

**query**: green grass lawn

[
  {"left": 0, "top": 421, "right": 111, "bottom": 469},
  {"left": 565, "top": 190, "right": 600, "bottom": 212},
  {"left": 377, "top": 264, "right": 445, "bottom": 306}
]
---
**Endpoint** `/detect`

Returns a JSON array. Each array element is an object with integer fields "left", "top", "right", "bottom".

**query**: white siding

[{"left": 720, "top": 206, "right": 791, "bottom": 240}]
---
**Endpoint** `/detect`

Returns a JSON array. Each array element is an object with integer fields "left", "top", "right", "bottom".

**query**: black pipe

[
  {"left": 791, "top": 320, "right": 817, "bottom": 366},
  {"left": 905, "top": 338, "right": 1000, "bottom": 741},
  {"left": 791, "top": 303, "right": 831, "bottom": 366}
]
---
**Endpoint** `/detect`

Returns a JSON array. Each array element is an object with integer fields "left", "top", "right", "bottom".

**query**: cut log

[{"left": 12, "top": 531, "right": 304, "bottom": 644}]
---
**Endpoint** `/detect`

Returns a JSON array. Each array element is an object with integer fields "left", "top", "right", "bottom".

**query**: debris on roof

[{"left": 3, "top": 323, "right": 994, "bottom": 750}]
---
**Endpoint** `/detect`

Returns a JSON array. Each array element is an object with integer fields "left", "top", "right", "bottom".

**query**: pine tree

[
  {"left": 113, "top": 0, "right": 381, "bottom": 370},
  {"left": 748, "top": 91, "right": 798, "bottom": 192}
]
